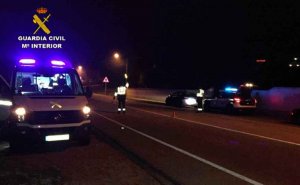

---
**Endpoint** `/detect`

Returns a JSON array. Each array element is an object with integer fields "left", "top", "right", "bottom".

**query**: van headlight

[
  {"left": 15, "top": 107, "right": 26, "bottom": 122},
  {"left": 82, "top": 106, "right": 91, "bottom": 116},
  {"left": 15, "top": 107, "right": 26, "bottom": 116}
]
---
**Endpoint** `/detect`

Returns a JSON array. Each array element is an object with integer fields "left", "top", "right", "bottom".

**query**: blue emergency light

[{"left": 225, "top": 87, "right": 238, "bottom": 93}]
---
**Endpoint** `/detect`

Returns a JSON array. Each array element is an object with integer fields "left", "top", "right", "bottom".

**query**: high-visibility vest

[
  {"left": 115, "top": 86, "right": 126, "bottom": 96},
  {"left": 196, "top": 89, "right": 204, "bottom": 97}
]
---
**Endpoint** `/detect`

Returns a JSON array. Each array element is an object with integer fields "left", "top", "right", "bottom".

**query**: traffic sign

[{"left": 103, "top": 76, "right": 109, "bottom": 83}]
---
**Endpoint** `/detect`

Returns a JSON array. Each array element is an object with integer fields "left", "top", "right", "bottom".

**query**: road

[
  {"left": 1, "top": 93, "right": 300, "bottom": 185},
  {"left": 90, "top": 94, "right": 300, "bottom": 185}
]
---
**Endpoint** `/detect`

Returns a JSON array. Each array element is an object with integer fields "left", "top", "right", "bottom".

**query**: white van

[{"left": 0, "top": 59, "right": 92, "bottom": 147}]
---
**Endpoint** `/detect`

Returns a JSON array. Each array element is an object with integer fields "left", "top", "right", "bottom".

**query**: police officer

[
  {"left": 114, "top": 85, "right": 127, "bottom": 113},
  {"left": 196, "top": 88, "right": 204, "bottom": 112}
]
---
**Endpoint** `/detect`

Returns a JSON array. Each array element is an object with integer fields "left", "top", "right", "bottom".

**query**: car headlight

[
  {"left": 184, "top": 98, "right": 197, "bottom": 106},
  {"left": 15, "top": 107, "right": 26, "bottom": 122},
  {"left": 82, "top": 106, "right": 91, "bottom": 115}
]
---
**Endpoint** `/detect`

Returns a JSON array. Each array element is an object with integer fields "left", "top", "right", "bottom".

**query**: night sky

[{"left": 1, "top": 0, "right": 300, "bottom": 89}]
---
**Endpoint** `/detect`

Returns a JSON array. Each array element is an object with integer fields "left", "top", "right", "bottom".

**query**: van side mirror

[{"left": 85, "top": 86, "right": 93, "bottom": 99}]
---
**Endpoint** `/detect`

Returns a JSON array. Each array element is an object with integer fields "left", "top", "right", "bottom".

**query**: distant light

[
  {"left": 124, "top": 73, "right": 128, "bottom": 79},
  {"left": 297, "top": 64, "right": 300, "bottom": 67},
  {"left": 294, "top": 57, "right": 298, "bottom": 61},
  {"left": 256, "top": 59, "right": 266, "bottom": 63},
  {"left": 289, "top": 64, "right": 293, "bottom": 67},
  {"left": 19, "top": 59, "right": 36, "bottom": 64},
  {"left": 225, "top": 87, "right": 238, "bottom": 92},
  {"left": 125, "top": 82, "right": 129, "bottom": 88},
  {"left": 51, "top": 60, "right": 65, "bottom": 66},
  {"left": 244, "top": 83, "right": 254, "bottom": 88},
  {"left": 77, "top": 65, "right": 83, "bottom": 70},
  {"left": 114, "top": 53, "right": 120, "bottom": 59}
]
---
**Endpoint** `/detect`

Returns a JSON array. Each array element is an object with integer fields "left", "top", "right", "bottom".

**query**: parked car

[
  {"left": 165, "top": 90, "right": 197, "bottom": 107},
  {"left": 203, "top": 86, "right": 257, "bottom": 113}
]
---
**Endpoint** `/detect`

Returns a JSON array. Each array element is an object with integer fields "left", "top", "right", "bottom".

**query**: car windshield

[{"left": 14, "top": 68, "right": 84, "bottom": 96}]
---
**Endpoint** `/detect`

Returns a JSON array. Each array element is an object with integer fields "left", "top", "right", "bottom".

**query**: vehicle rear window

[{"left": 236, "top": 88, "right": 252, "bottom": 99}]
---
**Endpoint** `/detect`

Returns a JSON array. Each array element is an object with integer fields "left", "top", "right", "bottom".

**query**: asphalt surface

[
  {"left": 1, "top": 94, "right": 300, "bottom": 185},
  {"left": 90, "top": 93, "right": 300, "bottom": 185}
]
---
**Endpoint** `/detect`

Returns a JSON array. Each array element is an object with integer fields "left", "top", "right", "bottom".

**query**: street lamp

[
  {"left": 113, "top": 52, "right": 129, "bottom": 84},
  {"left": 113, "top": 52, "right": 127, "bottom": 73},
  {"left": 114, "top": 52, "right": 120, "bottom": 59}
]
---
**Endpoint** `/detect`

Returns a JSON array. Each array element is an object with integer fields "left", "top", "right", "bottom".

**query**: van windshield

[{"left": 14, "top": 68, "right": 84, "bottom": 96}]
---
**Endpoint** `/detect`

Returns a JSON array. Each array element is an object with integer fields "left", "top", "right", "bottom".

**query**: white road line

[
  {"left": 129, "top": 106, "right": 300, "bottom": 146},
  {"left": 128, "top": 97, "right": 165, "bottom": 104},
  {"left": 94, "top": 111, "right": 263, "bottom": 185}
]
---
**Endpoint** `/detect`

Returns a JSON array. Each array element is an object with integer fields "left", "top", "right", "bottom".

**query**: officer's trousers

[
  {"left": 197, "top": 97, "right": 203, "bottom": 111},
  {"left": 117, "top": 95, "right": 126, "bottom": 112}
]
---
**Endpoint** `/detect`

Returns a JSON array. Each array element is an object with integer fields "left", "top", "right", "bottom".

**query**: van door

[{"left": 0, "top": 75, "right": 12, "bottom": 122}]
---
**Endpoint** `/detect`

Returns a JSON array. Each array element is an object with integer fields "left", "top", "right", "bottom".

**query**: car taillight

[{"left": 233, "top": 97, "right": 241, "bottom": 103}]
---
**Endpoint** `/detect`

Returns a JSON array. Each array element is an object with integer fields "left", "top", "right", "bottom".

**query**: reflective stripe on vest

[{"left": 117, "top": 86, "right": 126, "bottom": 95}]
